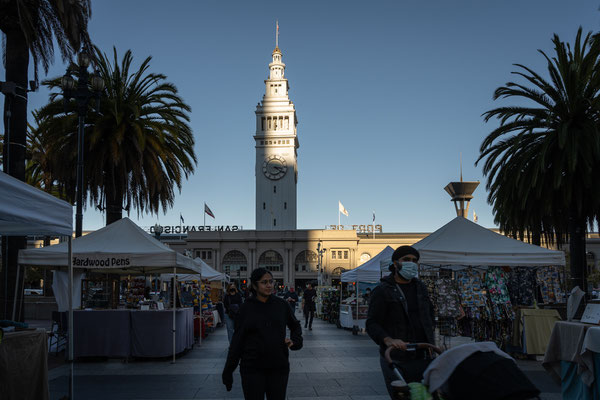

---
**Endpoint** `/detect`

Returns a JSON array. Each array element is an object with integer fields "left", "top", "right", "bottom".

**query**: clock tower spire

[{"left": 254, "top": 42, "right": 299, "bottom": 230}]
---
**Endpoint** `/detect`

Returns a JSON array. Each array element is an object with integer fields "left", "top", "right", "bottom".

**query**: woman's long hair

[{"left": 249, "top": 268, "right": 273, "bottom": 296}]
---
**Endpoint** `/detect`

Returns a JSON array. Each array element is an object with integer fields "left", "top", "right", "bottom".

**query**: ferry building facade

[{"left": 160, "top": 45, "right": 428, "bottom": 288}]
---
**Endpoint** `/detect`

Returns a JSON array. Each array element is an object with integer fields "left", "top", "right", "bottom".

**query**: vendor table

[
  {"left": 74, "top": 309, "right": 131, "bottom": 358},
  {"left": 543, "top": 321, "right": 600, "bottom": 399},
  {"left": 512, "top": 308, "right": 561, "bottom": 354},
  {"left": 212, "top": 310, "right": 221, "bottom": 326},
  {"left": 131, "top": 308, "right": 194, "bottom": 357},
  {"left": 339, "top": 304, "right": 367, "bottom": 329},
  {"left": 0, "top": 329, "right": 49, "bottom": 400},
  {"left": 73, "top": 308, "right": 194, "bottom": 359}
]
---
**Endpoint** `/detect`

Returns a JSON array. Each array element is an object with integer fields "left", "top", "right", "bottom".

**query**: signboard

[
  {"left": 581, "top": 304, "right": 600, "bottom": 324},
  {"left": 326, "top": 224, "right": 383, "bottom": 233},
  {"left": 147, "top": 225, "right": 243, "bottom": 234},
  {"left": 73, "top": 257, "right": 130, "bottom": 267}
]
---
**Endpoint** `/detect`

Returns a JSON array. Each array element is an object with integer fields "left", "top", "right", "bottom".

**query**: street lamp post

[
  {"left": 61, "top": 52, "right": 104, "bottom": 237},
  {"left": 317, "top": 241, "right": 326, "bottom": 287}
]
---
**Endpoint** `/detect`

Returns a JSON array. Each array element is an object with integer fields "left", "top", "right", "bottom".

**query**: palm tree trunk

[
  {"left": 0, "top": 29, "right": 29, "bottom": 321},
  {"left": 531, "top": 229, "right": 541, "bottom": 246},
  {"left": 568, "top": 213, "right": 587, "bottom": 292},
  {"left": 105, "top": 180, "right": 123, "bottom": 225}
]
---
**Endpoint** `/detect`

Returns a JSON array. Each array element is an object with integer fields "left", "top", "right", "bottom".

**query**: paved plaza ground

[{"left": 47, "top": 312, "right": 561, "bottom": 400}]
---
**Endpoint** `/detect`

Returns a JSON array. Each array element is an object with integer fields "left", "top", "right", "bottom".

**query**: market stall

[
  {"left": 340, "top": 246, "right": 394, "bottom": 330},
  {"left": 18, "top": 217, "right": 200, "bottom": 362},
  {"left": 543, "top": 322, "right": 600, "bottom": 399},
  {"left": 161, "top": 257, "right": 229, "bottom": 339},
  {"left": 413, "top": 216, "right": 566, "bottom": 348},
  {"left": 0, "top": 171, "right": 73, "bottom": 400}
]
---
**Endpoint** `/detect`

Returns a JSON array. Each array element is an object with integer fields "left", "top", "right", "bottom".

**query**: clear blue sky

[{"left": 6, "top": 0, "right": 600, "bottom": 233}]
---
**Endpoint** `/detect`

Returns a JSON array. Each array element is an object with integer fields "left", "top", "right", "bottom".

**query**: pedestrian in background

[
  {"left": 222, "top": 267, "right": 303, "bottom": 399},
  {"left": 223, "top": 283, "right": 244, "bottom": 343},
  {"left": 283, "top": 287, "right": 299, "bottom": 314},
  {"left": 302, "top": 283, "right": 317, "bottom": 330}
]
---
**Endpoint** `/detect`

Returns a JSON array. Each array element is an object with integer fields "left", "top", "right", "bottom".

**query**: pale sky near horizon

[{"left": 3, "top": 0, "right": 600, "bottom": 233}]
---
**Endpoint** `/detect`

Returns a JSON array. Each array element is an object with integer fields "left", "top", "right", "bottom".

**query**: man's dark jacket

[
  {"left": 223, "top": 294, "right": 303, "bottom": 373},
  {"left": 366, "top": 274, "right": 435, "bottom": 356}
]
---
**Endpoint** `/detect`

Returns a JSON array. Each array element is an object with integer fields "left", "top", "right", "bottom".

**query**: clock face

[{"left": 263, "top": 155, "right": 287, "bottom": 180}]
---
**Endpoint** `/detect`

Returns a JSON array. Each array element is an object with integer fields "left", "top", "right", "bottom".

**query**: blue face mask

[{"left": 398, "top": 261, "right": 418, "bottom": 280}]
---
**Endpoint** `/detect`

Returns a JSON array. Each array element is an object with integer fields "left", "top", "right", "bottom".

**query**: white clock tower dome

[{"left": 254, "top": 44, "right": 298, "bottom": 230}]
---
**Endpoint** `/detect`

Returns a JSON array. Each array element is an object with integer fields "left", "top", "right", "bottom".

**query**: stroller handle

[{"left": 384, "top": 343, "right": 443, "bottom": 364}]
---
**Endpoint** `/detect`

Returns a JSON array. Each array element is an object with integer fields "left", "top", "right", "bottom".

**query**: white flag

[
  {"left": 473, "top": 210, "right": 478, "bottom": 223},
  {"left": 339, "top": 201, "right": 349, "bottom": 217}
]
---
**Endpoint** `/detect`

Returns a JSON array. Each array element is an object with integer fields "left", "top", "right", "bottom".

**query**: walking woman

[
  {"left": 223, "top": 283, "right": 244, "bottom": 343},
  {"left": 222, "top": 268, "right": 303, "bottom": 400}
]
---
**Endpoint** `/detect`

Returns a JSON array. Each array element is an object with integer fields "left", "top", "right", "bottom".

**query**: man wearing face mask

[{"left": 366, "top": 245, "right": 435, "bottom": 397}]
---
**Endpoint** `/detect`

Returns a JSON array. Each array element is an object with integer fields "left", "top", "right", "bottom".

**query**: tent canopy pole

[{"left": 172, "top": 266, "right": 176, "bottom": 364}]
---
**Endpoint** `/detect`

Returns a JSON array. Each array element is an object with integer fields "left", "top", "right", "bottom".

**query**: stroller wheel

[{"left": 391, "top": 380, "right": 410, "bottom": 399}]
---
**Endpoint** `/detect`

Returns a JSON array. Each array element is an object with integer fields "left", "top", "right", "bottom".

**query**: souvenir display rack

[
  {"left": 320, "top": 288, "right": 340, "bottom": 325},
  {"left": 420, "top": 265, "right": 566, "bottom": 349},
  {"left": 126, "top": 277, "right": 146, "bottom": 308},
  {"left": 81, "top": 278, "right": 119, "bottom": 309}
]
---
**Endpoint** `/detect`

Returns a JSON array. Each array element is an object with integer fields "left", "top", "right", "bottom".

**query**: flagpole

[
  {"left": 373, "top": 211, "right": 375, "bottom": 240},
  {"left": 338, "top": 205, "right": 340, "bottom": 229},
  {"left": 204, "top": 203, "right": 206, "bottom": 228}
]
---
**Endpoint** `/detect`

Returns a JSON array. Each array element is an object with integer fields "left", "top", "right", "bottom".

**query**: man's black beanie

[{"left": 391, "top": 245, "right": 420, "bottom": 263}]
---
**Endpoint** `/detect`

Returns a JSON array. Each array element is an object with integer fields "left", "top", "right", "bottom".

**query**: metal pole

[
  {"left": 11, "top": 264, "right": 20, "bottom": 321},
  {"left": 75, "top": 114, "right": 85, "bottom": 237},
  {"left": 172, "top": 266, "right": 176, "bottom": 364},
  {"left": 68, "top": 236, "right": 74, "bottom": 399}
]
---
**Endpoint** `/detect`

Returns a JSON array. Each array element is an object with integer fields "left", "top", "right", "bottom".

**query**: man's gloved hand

[{"left": 222, "top": 370, "right": 233, "bottom": 391}]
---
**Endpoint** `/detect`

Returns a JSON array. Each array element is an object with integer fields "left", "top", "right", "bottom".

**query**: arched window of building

[
  {"left": 222, "top": 250, "right": 248, "bottom": 275},
  {"left": 258, "top": 250, "right": 283, "bottom": 272},
  {"left": 331, "top": 267, "right": 346, "bottom": 276},
  {"left": 294, "top": 250, "right": 318, "bottom": 272}
]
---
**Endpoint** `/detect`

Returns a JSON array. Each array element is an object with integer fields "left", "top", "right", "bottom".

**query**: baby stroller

[{"left": 385, "top": 342, "right": 541, "bottom": 400}]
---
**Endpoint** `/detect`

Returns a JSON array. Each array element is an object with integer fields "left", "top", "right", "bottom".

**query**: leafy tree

[
  {"left": 35, "top": 46, "right": 197, "bottom": 226},
  {"left": 478, "top": 27, "right": 600, "bottom": 290},
  {"left": 0, "top": 0, "right": 92, "bottom": 321}
]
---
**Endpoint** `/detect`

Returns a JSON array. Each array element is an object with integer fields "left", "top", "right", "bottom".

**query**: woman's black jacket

[
  {"left": 223, "top": 292, "right": 243, "bottom": 318},
  {"left": 223, "top": 294, "right": 303, "bottom": 373}
]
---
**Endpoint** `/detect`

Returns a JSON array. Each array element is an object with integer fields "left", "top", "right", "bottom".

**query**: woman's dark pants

[{"left": 240, "top": 367, "right": 290, "bottom": 400}]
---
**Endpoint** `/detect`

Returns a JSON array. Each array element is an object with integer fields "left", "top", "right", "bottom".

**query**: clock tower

[{"left": 254, "top": 45, "right": 298, "bottom": 230}]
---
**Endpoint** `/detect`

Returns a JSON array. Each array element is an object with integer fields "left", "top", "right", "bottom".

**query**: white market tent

[
  {"left": 341, "top": 246, "right": 394, "bottom": 283},
  {"left": 413, "top": 216, "right": 566, "bottom": 267},
  {"left": 19, "top": 217, "right": 199, "bottom": 273},
  {"left": 19, "top": 217, "right": 200, "bottom": 363},
  {"left": 197, "top": 258, "right": 230, "bottom": 282},
  {"left": 0, "top": 171, "right": 72, "bottom": 236},
  {"left": 162, "top": 257, "right": 230, "bottom": 283},
  {"left": 0, "top": 171, "right": 73, "bottom": 398}
]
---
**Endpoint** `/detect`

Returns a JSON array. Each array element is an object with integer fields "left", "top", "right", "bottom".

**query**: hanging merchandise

[
  {"left": 484, "top": 267, "right": 515, "bottom": 320},
  {"left": 454, "top": 268, "right": 515, "bottom": 346},
  {"left": 436, "top": 278, "right": 463, "bottom": 318},
  {"left": 320, "top": 288, "right": 340, "bottom": 325},
  {"left": 507, "top": 267, "right": 536, "bottom": 307},
  {"left": 421, "top": 273, "right": 463, "bottom": 338},
  {"left": 536, "top": 266, "right": 566, "bottom": 304}
]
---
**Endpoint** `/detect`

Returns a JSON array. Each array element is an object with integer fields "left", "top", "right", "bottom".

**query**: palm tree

[
  {"left": 0, "top": 0, "right": 92, "bottom": 180},
  {"left": 0, "top": 0, "right": 91, "bottom": 320},
  {"left": 477, "top": 27, "right": 600, "bottom": 291},
  {"left": 35, "top": 46, "right": 197, "bottom": 226}
]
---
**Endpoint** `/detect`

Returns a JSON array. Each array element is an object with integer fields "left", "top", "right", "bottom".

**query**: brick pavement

[{"left": 48, "top": 312, "right": 561, "bottom": 399}]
